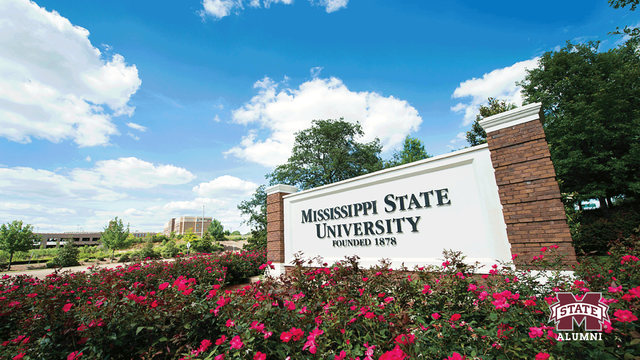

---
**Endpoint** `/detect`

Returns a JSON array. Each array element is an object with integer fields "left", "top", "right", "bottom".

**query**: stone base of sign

[{"left": 479, "top": 103, "right": 577, "bottom": 267}]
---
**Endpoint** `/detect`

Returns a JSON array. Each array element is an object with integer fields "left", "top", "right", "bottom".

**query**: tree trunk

[
  {"left": 111, "top": 249, "right": 115, "bottom": 262},
  {"left": 7, "top": 252, "right": 13, "bottom": 271}
]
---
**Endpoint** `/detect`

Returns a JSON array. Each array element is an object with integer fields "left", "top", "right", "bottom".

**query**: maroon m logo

[{"left": 549, "top": 292, "right": 610, "bottom": 331}]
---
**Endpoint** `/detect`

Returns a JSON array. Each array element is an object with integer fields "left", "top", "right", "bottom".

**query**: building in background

[
  {"left": 35, "top": 232, "right": 101, "bottom": 248},
  {"left": 130, "top": 231, "right": 157, "bottom": 238},
  {"left": 163, "top": 218, "right": 175, "bottom": 237},
  {"left": 163, "top": 217, "right": 211, "bottom": 236},
  {"left": 34, "top": 231, "right": 158, "bottom": 248}
]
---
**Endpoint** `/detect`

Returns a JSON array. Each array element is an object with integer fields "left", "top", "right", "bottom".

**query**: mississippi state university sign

[
  {"left": 265, "top": 103, "right": 578, "bottom": 274},
  {"left": 281, "top": 145, "right": 513, "bottom": 269}
]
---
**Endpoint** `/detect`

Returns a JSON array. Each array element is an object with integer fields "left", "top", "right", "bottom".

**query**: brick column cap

[
  {"left": 266, "top": 184, "right": 298, "bottom": 196},
  {"left": 479, "top": 102, "right": 544, "bottom": 133}
]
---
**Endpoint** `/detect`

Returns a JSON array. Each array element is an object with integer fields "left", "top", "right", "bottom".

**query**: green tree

[
  {"left": 183, "top": 229, "right": 198, "bottom": 243},
  {"left": 100, "top": 217, "right": 131, "bottom": 261},
  {"left": 238, "top": 185, "right": 268, "bottom": 251},
  {"left": 207, "top": 219, "right": 225, "bottom": 241},
  {"left": 0, "top": 220, "right": 36, "bottom": 271},
  {"left": 609, "top": 0, "right": 640, "bottom": 40},
  {"left": 609, "top": 0, "right": 638, "bottom": 9},
  {"left": 466, "top": 98, "right": 518, "bottom": 146},
  {"left": 198, "top": 231, "right": 214, "bottom": 253},
  {"left": 267, "top": 118, "right": 384, "bottom": 190},
  {"left": 151, "top": 234, "right": 169, "bottom": 243},
  {"left": 384, "top": 135, "right": 431, "bottom": 168},
  {"left": 51, "top": 240, "right": 80, "bottom": 267},
  {"left": 519, "top": 40, "right": 640, "bottom": 207}
]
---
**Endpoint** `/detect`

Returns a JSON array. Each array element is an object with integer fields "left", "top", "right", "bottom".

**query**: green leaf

[
  {"left": 136, "top": 326, "right": 145, "bottom": 335},
  {"left": 489, "top": 313, "right": 498, "bottom": 321}
]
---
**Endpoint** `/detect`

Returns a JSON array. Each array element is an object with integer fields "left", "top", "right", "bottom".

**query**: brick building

[{"left": 163, "top": 216, "right": 212, "bottom": 236}]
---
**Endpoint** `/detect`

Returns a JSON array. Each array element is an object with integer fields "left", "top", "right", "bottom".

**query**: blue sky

[{"left": 0, "top": 0, "right": 637, "bottom": 233}]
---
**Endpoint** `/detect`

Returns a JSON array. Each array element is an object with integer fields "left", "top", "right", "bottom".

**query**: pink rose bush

[{"left": 0, "top": 243, "right": 638, "bottom": 359}]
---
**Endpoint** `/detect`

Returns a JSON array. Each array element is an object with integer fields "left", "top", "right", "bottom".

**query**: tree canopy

[
  {"left": 519, "top": 40, "right": 640, "bottom": 205},
  {"left": 267, "top": 118, "right": 383, "bottom": 191},
  {"left": 609, "top": 1, "right": 639, "bottom": 46},
  {"left": 385, "top": 135, "right": 431, "bottom": 168},
  {"left": 608, "top": 0, "right": 638, "bottom": 10},
  {"left": 238, "top": 185, "right": 267, "bottom": 251},
  {"left": 466, "top": 98, "right": 518, "bottom": 147},
  {"left": 100, "top": 217, "right": 131, "bottom": 260},
  {"left": 207, "top": 219, "right": 225, "bottom": 242},
  {"left": 0, "top": 220, "right": 36, "bottom": 271}
]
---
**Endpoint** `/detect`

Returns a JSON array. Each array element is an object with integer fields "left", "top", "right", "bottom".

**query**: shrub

[
  {"left": 572, "top": 200, "right": 640, "bottom": 255},
  {"left": 1, "top": 246, "right": 638, "bottom": 359},
  {"left": 152, "top": 234, "right": 169, "bottom": 243},
  {"left": 161, "top": 240, "right": 180, "bottom": 258},
  {"left": 242, "top": 230, "right": 266, "bottom": 252},
  {"left": 118, "top": 253, "right": 131, "bottom": 263},
  {"left": 49, "top": 241, "right": 80, "bottom": 268},
  {"left": 191, "top": 237, "right": 212, "bottom": 253},
  {"left": 136, "top": 241, "right": 161, "bottom": 260}
]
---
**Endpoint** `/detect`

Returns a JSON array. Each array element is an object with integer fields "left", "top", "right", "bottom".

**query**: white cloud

[
  {"left": 449, "top": 132, "right": 466, "bottom": 144},
  {"left": 213, "top": 114, "right": 221, "bottom": 122},
  {"left": 85, "top": 156, "right": 92, "bottom": 162},
  {"left": 157, "top": 197, "right": 228, "bottom": 212},
  {"left": 310, "top": 0, "right": 348, "bottom": 13},
  {"left": 127, "top": 122, "right": 148, "bottom": 132},
  {"left": 226, "top": 76, "right": 422, "bottom": 167},
  {"left": 95, "top": 208, "right": 153, "bottom": 218},
  {"left": 446, "top": 132, "right": 467, "bottom": 150},
  {"left": 192, "top": 175, "right": 258, "bottom": 197},
  {"left": 200, "top": 0, "right": 344, "bottom": 19},
  {"left": 0, "top": 158, "right": 194, "bottom": 204},
  {"left": 1, "top": 202, "right": 76, "bottom": 215},
  {"left": 0, "top": 0, "right": 141, "bottom": 147},
  {"left": 200, "top": 0, "right": 237, "bottom": 19},
  {"left": 451, "top": 58, "right": 539, "bottom": 126},
  {"left": 71, "top": 157, "right": 196, "bottom": 189},
  {"left": 310, "top": 66, "right": 323, "bottom": 78},
  {"left": 0, "top": 166, "right": 126, "bottom": 202},
  {"left": 127, "top": 132, "right": 140, "bottom": 140}
]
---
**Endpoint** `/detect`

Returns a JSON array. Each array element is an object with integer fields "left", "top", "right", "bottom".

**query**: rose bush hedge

[{"left": 0, "top": 241, "right": 638, "bottom": 360}]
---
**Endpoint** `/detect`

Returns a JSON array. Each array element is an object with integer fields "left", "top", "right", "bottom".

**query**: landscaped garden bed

[{"left": 0, "top": 244, "right": 638, "bottom": 360}]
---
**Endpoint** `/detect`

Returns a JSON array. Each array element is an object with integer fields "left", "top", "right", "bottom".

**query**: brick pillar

[
  {"left": 266, "top": 184, "right": 298, "bottom": 276},
  {"left": 479, "top": 103, "right": 577, "bottom": 267}
]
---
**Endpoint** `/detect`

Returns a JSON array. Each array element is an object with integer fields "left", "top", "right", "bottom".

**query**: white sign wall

[{"left": 282, "top": 144, "right": 512, "bottom": 269}]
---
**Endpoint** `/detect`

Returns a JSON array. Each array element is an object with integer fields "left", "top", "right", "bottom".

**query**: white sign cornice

[
  {"left": 479, "top": 102, "right": 544, "bottom": 134},
  {"left": 266, "top": 184, "right": 298, "bottom": 195}
]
